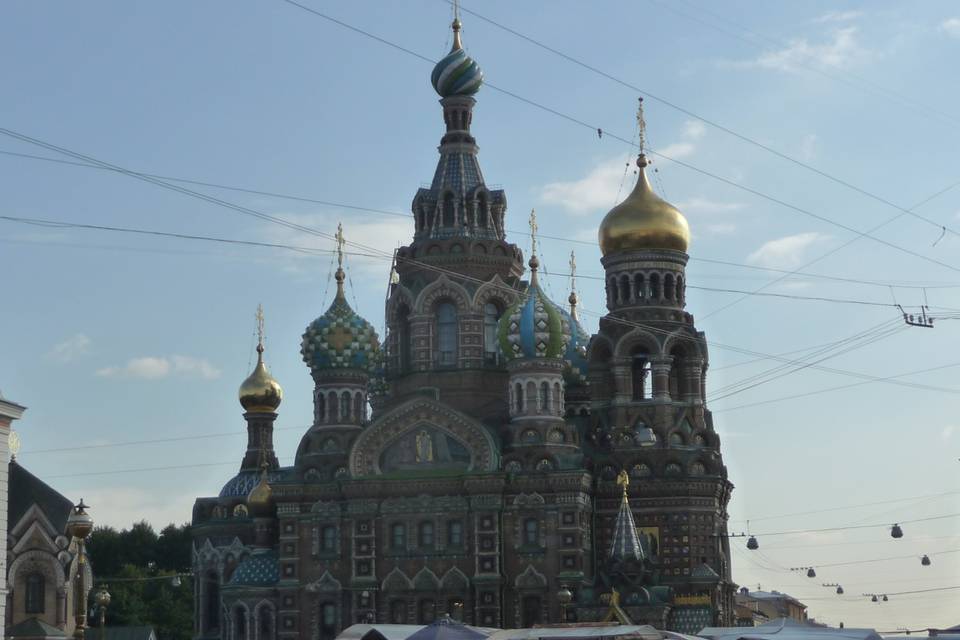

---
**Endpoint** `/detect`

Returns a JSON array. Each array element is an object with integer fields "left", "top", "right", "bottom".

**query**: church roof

[
  {"left": 8, "top": 460, "right": 73, "bottom": 534},
  {"left": 8, "top": 617, "right": 67, "bottom": 640},
  {"left": 228, "top": 550, "right": 279, "bottom": 587},
  {"left": 219, "top": 467, "right": 291, "bottom": 499},
  {"left": 608, "top": 488, "right": 645, "bottom": 563}
]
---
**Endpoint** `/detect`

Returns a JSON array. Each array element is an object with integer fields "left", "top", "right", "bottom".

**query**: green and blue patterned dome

[
  {"left": 431, "top": 19, "right": 483, "bottom": 97},
  {"left": 498, "top": 257, "right": 571, "bottom": 361},
  {"left": 301, "top": 269, "right": 380, "bottom": 376},
  {"left": 560, "top": 303, "right": 590, "bottom": 383}
]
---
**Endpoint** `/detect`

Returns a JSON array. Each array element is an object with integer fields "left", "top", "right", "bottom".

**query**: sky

[{"left": 2, "top": 0, "right": 960, "bottom": 629}]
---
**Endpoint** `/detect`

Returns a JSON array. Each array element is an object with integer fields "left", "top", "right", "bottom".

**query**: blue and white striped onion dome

[
  {"left": 559, "top": 308, "right": 589, "bottom": 383},
  {"left": 431, "top": 44, "right": 483, "bottom": 97},
  {"left": 301, "top": 291, "right": 380, "bottom": 374},
  {"left": 498, "top": 277, "right": 571, "bottom": 361}
]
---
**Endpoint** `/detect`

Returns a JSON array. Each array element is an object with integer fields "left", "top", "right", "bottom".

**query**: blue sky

[{"left": 3, "top": 0, "right": 960, "bottom": 627}]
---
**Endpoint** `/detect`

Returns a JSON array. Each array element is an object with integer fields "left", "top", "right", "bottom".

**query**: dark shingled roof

[
  {"left": 7, "top": 617, "right": 67, "bottom": 639},
  {"left": 84, "top": 628, "right": 156, "bottom": 640},
  {"left": 8, "top": 460, "right": 73, "bottom": 534}
]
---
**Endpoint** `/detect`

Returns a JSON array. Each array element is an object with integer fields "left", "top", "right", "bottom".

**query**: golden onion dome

[
  {"left": 598, "top": 156, "right": 690, "bottom": 255},
  {"left": 239, "top": 343, "right": 283, "bottom": 413},
  {"left": 246, "top": 465, "right": 273, "bottom": 515}
]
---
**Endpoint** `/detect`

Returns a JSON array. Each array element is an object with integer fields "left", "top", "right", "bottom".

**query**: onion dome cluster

[
  {"left": 598, "top": 155, "right": 690, "bottom": 255},
  {"left": 431, "top": 18, "right": 483, "bottom": 97},
  {"left": 301, "top": 272, "right": 380, "bottom": 375},
  {"left": 238, "top": 343, "right": 283, "bottom": 413},
  {"left": 498, "top": 257, "right": 571, "bottom": 361}
]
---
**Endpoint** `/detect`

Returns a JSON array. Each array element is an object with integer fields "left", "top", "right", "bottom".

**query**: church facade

[{"left": 192, "top": 16, "right": 735, "bottom": 640}]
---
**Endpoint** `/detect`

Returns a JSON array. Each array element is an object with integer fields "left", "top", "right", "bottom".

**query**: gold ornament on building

[
  {"left": 598, "top": 99, "right": 690, "bottom": 255},
  {"left": 239, "top": 305, "right": 283, "bottom": 413},
  {"left": 246, "top": 462, "right": 273, "bottom": 511}
]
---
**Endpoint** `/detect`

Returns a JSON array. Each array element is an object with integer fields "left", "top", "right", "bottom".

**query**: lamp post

[
  {"left": 67, "top": 500, "right": 94, "bottom": 640},
  {"left": 95, "top": 586, "right": 111, "bottom": 640},
  {"left": 557, "top": 586, "right": 573, "bottom": 623}
]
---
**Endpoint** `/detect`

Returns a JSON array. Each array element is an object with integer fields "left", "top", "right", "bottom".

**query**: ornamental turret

[
  {"left": 238, "top": 305, "right": 281, "bottom": 473},
  {"left": 296, "top": 224, "right": 380, "bottom": 479}
]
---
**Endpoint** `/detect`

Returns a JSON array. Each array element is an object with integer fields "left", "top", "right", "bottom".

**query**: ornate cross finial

[
  {"left": 636, "top": 97, "right": 649, "bottom": 168},
  {"left": 569, "top": 250, "right": 577, "bottom": 292},
  {"left": 451, "top": 0, "right": 463, "bottom": 50},
  {"left": 255, "top": 304, "right": 265, "bottom": 355},
  {"left": 335, "top": 222, "right": 345, "bottom": 270},
  {"left": 528, "top": 208, "right": 538, "bottom": 258}
]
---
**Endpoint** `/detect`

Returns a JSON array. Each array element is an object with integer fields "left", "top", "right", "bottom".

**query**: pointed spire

[
  {"left": 568, "top": 250, "right": 580, "bottom": 321},
  {"left": 334, "top": 222, "right": 346, "bottom": 300},
  {"left": 528, "top": 208, "right": 540, "bottom": 284},
  {"left": 451, "top": 0, "right": 463, "bottom": 52},
  {"left": 609, "top": 470, "right": 645, "bottom": 562}
]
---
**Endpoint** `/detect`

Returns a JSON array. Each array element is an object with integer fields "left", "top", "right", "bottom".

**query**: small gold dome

[
  {"left": 599, "top": 157, "right": 690, "bottom": 255},
  {"left": 239, "top": 345, "right": 283, "bottom": 413},
  {"left": 246, "top": 466, "right": 273, "bottom": 514}
]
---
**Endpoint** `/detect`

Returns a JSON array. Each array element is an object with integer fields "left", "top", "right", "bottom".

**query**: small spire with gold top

[
  {"left": 609, "top": 470, "right": 646, "bottom": 562},
  {"left": 238, "top": 305, "right": 283, "bottom": 413}
]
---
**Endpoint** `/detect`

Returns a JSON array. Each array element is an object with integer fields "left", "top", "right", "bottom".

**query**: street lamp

[
  {"left": 66, "top": 500, "right": 94, "bottom": 640},
  {"left": 557, "top": 586, "right": 573, "bottom": 623}
]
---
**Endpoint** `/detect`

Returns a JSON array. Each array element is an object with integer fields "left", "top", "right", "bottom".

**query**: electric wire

[{"left": 275, "top": 0, "right": 960, "bottom": 277}]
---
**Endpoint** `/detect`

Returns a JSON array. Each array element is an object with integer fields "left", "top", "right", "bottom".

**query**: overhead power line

[
  {"left": 276, "top": 0, "right": 960, "bottom": 277},
  {"left": 451, "top": 0, "right": 960, "bottom": 240},
  {"left": 6, "top": 149, "right": 960, "bottom": 292}
]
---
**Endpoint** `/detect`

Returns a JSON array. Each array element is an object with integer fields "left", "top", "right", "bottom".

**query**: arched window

[
  {"left": 553, "top": 382, "right": 561, "bottom": 415},
  {"left": 354, "top": 393, "right": 364, "bottom": 423},
  {"left": 650, "top": 273, "right": 661, "bottom": 299},
  {"left": 390, "top": 600, "right": 408, "bottom": 624},
  {"left": 322, "top": 526, "right": 337, "bottom": 552},
  {"left": 234, "top": 606, "right": 247, "bottom": 640},
  {"left": 631, "top": 352, "right": 651, "bottom": 400},
  {"left": 664, "top": 273, "right": 675, "bottom": 301},
  {"left": 514, "top": 382, "right": 524, "bottom": 414},
  {"left": 205, "top": 573, "right": 221, "bottom": 632},
  {"left": 327, "top": 391, "right": 338, "bottom": 423},
  {"left": 477, "top": 193, "right": 488, "bottom": 228},
  {"left": 483, "top": 303, "right": 500, "bottom": 364},
  {"left": 676, "top": 275, "right": 685, "bottom": 304},
  {"left": 391, "top": 523, "right": 406, "bottom": 550},
  {"left": 320, "top": 602, "right": 337, "bottom": 640},
  {"left": 539, "top": 382, "right": 549, "bottom": 413},
  {"left": 634, "top": 273, "right": 646, "bottom": 300},
  {"left": 669, "top": 347, "right": 687, "bottom": 399},
  {"left": 436, "top": 303, "right": 458, "bottom": 366},
  {"left": 442, "top": 193, "right": 456, "bottom": 228},
  {"left": 607, "top": 278, "right": 618, "bottom": 305},
  {"left": 315, "top": 392, "right": 326, "bottom": 424},
  {"left": 526, "top": 381, "right": 537, "bottom": 414},
  {"left": 418, "top": 599, "right": 437, "bottom": 624},
  {"left": 258, "top": 608, "right": 274, "bottom": 640},
  {"left": 523, "top": 518, "right": 539, "bottom": 545},
  {"left": 619, "top": 274, "right": 631, "bottom": 303},
  {"left": 340, "top": 392, "right": 351, "bottom": 422},
  {"left": 419, "top": 521, "right": 435, "bottom": 548},
  {"left": 447, "top": 520, "right": 464, "bottom": 546},
  {"left": 25, "top": 572, "right": 45, "bottom": 613}
]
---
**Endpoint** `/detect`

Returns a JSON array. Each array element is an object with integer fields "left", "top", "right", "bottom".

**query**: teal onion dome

[
  {"left": 559, "top": 306, "right": 589, "bottom": 383},
  {"left": 301, "top": 270, "right": 380, "bottom": 375},
  {"left": 431, "top": 19, "right": 483, "bottom": 97},
  {"left": 498, "top": 258, "right": 571, "bottom": 361}
]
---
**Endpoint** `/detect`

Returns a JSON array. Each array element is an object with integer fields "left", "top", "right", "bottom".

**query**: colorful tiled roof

[{"left": 228, "top": 550, "right": 279, "bottom": 587}]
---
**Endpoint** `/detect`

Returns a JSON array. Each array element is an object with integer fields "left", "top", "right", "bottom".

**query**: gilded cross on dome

[
  {"left": 528, "top": 208, "right": 538, "bottom": 258},
  {"left": 255, "top": 304, "right": 265, "bottom": 353},
  {"left": 327, "top": 324, "right": 353, "bottom": 351}
]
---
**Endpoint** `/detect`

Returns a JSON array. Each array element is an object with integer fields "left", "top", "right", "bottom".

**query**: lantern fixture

[
  {"left": 746, "top": 535, "right": 759, "bottom": 550},
  {"left": 921, "top": 554, "right": 931, "bottom": 566},
  {"left": 836, "top": 585, "right": 844, "bottom": 595},
  {"left": 891, "top": 523, "right": 904, "bottom": 539},
  {"left": 806, "top": 567, "right": 816, "bottom": 578}
]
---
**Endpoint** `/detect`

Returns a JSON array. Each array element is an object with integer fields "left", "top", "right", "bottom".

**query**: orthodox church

[{"left": 191, "top": 15, "right": 735, "bottom": 639}]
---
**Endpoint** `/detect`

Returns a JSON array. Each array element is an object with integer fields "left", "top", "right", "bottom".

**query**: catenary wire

[{"left": 275, "top": 0, "right": 960, "bottom": 277}]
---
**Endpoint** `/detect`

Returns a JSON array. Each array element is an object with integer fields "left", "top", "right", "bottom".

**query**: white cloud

[
  {"left": 800, "top": 134, "right": 819, "bottom": 161},
  {"left": 47, "top": 333, "right": 91, "bottom": 362},
  {"left": 940, "top": 18, "right": 960, "bottom": 38},
  {"left": 731, "top": 27, "right": 872, "bottom": 73},
  {"left": 942, "top": 425, "right": 956, "bottom": 441},
  {"left": 674, "top": 197, "right": 745, "bottom": 215},
  {"left": 747, "top": 232, "right": 828, "bottom": 269},
  {"left": 540, "top": 119, "right": 707, "bottom": 215},
  {"left": 96, "top": 355, "right": 220, "bottom": 380},
  {"left": 814, "top": 10, "right": 863, "bottom": 23}
]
